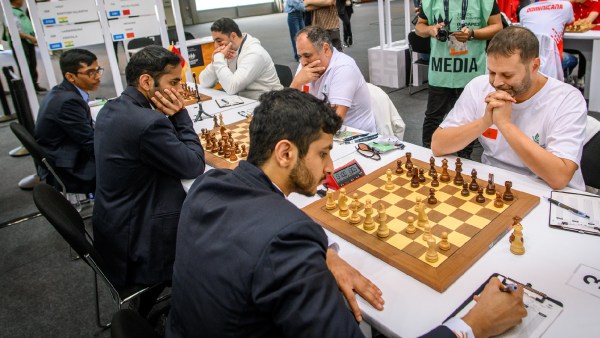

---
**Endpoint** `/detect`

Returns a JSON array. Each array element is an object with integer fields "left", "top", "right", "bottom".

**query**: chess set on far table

[
  {"left": 303, "top": 154, "right": 540, "bottom": 292},
  {"left": 198, "top": 114, "right": 251, "bottom": 169},
  {"left": 181, "top": 83, "right": 212, "bottom": 106}
]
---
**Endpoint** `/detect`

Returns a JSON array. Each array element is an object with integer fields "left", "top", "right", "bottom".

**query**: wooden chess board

[
  {"left": 303, "top": 156, "right": 540, "bottom": 292},
  {"left": 566, "top": 20, "right": 596, "bottom": 33},
  {"left": 183, "top": 93, "right": 212, "bottom": 106},
  {"left": 198, "top": 118, "right": 251, "bottom": 169}
]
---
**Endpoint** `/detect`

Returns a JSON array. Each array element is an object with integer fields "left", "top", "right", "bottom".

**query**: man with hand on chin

[
  {"left": 199, "top": 17, "right": 282, "bottom": 99},
  {"left": 93, "top": 45, "right": 205, "bottom": 318}
]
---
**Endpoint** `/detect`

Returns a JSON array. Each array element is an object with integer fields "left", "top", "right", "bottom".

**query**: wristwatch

[{"left": 468, "top": 28, "right": 475, "bottom": 41}]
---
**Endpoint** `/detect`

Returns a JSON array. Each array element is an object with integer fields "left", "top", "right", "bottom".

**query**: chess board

[
  {"left": 199, "top": 118, "right": 251, "bottom": 169},
  {"left": 565, "top": 20, "right": 596, "bottom": 33},
  {"left": 303, "top": 156, "right": 540, "bottom": 292},
  {"left": 183, "top": 93, "right": 212, "bottom": 106}
]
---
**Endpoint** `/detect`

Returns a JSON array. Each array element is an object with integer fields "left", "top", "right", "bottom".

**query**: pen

[
  {"left": 545, "top": 197, "right": 590, "bottom": 219},
  {"left": 343, "top": 133, "right": 370, "bottom": 142},
  {"left": 500, "top": 283, "right": 518, "bottom": 293},
  {"left": 221, "top": 99, "right": 229, "bottom": 105},
  {"left": 353, "top": 133, "right": 379, "bottom": 143}
]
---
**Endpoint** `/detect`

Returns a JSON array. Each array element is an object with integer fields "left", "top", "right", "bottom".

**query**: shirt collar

[{"left": 74, "top": 85, "right": 89, "bottom": 102}]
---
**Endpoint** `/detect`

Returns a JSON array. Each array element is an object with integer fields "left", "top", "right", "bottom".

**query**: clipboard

[
  {"left": 548, "top": 190, "right": 600, "bottom": 237},
  {"left": 215, "top": 96, "right": 244, "bottom": 108},
  {"left": 447, "top": 273, "right": 563, "bottom": 338}
]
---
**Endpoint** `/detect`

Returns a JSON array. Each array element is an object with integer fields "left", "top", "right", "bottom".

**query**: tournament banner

[
  {"left": 105, "top": 0, "right": 156, "bottom": 18},
  {"left": 37, "top": 0, "right": 99, "bottom": 26},
  {"left": 44, "top": 21, "right": 104, "bottom": 50},
  {"left": 107, "top": 14, "right": 160, "bottom": 41}
]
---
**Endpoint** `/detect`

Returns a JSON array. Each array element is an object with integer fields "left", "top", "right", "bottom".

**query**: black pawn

[
  {"left": 406, "top": 163, "right": 414, "bottom": 177},
  {"left": 411, "top": 168, "right": 420, "bottom": 188},
  {"left": 429, "top": 157, "right": 436, "bottom": 176},
  {"left": 469, "top": 169, "right": 479, "bottom": 191},
  {"left": 476, "top": 187, "right": 486, "bottom": 203},
  {"left": 395, "top": 159, "right": 404, "bottom": 174},
  {"left": 503, "top": 181, "right": 514, "bottom": 201},
  {"left": 419, "top": 168, "right": 426, "bottom": 183},
  {"left": 461, "top": 182, "right": 470, "bottom": 196},
  {"left": 431, "top": 173, "right": 440, "bottom": 187},
  {"left": 428, "top": 188, "right": 437, "bottom": 204},
  {"left": 405, "top": 152, "right": 413, "bottom": 169}
]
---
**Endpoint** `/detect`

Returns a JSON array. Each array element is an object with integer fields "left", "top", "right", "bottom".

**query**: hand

[
  {"left": 151, "top": 87, "right": 185, "bottom": 116},
  {"left": 28, "top": 36, "right": 37, "bottom": 45},
  {"left": 293, "top": 60, "right": 325, "bottom": 86},
  {"left": 452, "top": 27, "right": 470, "bottom": 43},
  {"left": 485, "top": 90, "right": 515, "bottom": 128},
  {"left": 462, "top": 278, "right": 527, "bottom": 338},
  {"left": 430, "top": 22, "right": 445, "bottom": 38},
  {"left": 220, "top": 42, "right": 235, "bottom": 60},
  {"left": 211, "top": 43, "right": 233, "bottom": 62},
  {"left": 326, "top": 249, "right": 384, "bottom": 322}
]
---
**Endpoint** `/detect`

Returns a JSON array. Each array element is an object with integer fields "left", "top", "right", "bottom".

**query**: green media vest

[
  {"left": 11, "top": 7, "right": 35, "bottom": 45},
  {"left": 422, "top": 0, "right": 493, "bottom": 88}
]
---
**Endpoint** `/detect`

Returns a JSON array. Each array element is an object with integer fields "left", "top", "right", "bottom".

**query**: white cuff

[{"left": 443, "top": 317, "right": 475, "bottom": 338}]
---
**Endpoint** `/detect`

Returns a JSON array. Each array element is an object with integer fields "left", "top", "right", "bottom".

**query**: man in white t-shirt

[
  {"left": 519, "top": 0, "right": 574, "bottom": 56},
  {"left": 199, "top": 17, "right": 283, "bottom": 100},
  {"left": 290, "top": 26, "right": 376, "bottom": 132},
  {"left": 432, "top": 26, "right": 587, "bottom": 190}
]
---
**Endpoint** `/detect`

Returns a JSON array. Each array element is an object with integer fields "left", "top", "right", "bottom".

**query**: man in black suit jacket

[
  {"left": 34, "top": 49, "right": 100, "bottom": 193},
  {"left": 167, "top": 89, "right": 526, "bottom": 337},
  {"left": 93, "top": 46, "right": 205, "bottom": 316}
]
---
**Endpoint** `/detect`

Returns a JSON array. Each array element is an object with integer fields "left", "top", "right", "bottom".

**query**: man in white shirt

[
  {"left": 199, "top": 17, "right": 283, "bottom": 100},
  {"left": 290, "top": 26, "right": 376, "bottom": 133},
  {"left": 432, "top": 26, "right": 587, "bottom": 190},
  {"left": 519, "top": 0, "right": 574, "bottom": 57}
]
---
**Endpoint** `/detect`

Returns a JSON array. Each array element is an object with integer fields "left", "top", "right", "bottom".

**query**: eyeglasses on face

[
  {"left": 355, "top": 143, "right": 381, "bottom": 161},
  {"left": 77, "top": 66, "right": 104, "bottom": 78}
]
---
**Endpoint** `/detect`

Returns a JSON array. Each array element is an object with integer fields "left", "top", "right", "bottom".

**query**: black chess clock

[{"left": 324, "top": 160, "right": 366, "bottom": 190}]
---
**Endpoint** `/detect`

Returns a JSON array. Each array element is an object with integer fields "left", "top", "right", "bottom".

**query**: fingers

[
  {"left": 486, "top": 90, "right": 516, "bottom": 103},
  {"left": 354, "top": 276, "right": 385, "bottom": 311},
  {"left": 341, "top": 285, "right": 362, "bottom": 322},
  {"left": 152, "top": 88, "right": 184, "bottom": 116}
]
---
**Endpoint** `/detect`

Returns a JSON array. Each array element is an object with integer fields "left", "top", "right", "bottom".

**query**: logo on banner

[
  {"left": 109, "top": 11, "right": 120, "bottom": 17},
  {"left": 126, "top": 32, "right": 135, "bottom": 39},
  {"left": 123, "top": 9, "right": 131, "bottom": 15},
  {"left": 42, "top": 18, "right": 56, "bottom": 25},
  {"left": 64, "top": 40, "right": 74, "bottom": 48},
  {"left": 49, "top": 42, "right": 63, "bottom": 50},
  {"left": 58, "top": 16, "right": 68, "bottom": 24},
  {"left": 113, "top": 34, "right": 124, "bottom": 41}
]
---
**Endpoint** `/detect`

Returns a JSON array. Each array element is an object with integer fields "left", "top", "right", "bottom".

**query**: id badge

[{"left": 448, "top": 35, "right": 468, "bottom": 56}]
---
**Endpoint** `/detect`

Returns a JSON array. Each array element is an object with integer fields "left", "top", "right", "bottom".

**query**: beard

[
  {"left": 289, "top": 158, "right": 324, "bottom": 197},
  {"left": 493, "top": 71, "right": 533, "bottom": 98}
]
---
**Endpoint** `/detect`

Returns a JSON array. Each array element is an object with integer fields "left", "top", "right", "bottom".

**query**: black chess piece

[
  {"left": 476, "top": 187, "right": 486, "bottom": 203},
  {"left": 503, "top": 181, "right": 514, "bottom": 201},
  {"left": 428, "top": 188, "right": 437, "bottom": 204},
  {"left": 461, "top": 182, "right": 470, "bottom": 196},
  {"left": 469, "top": 169, "right": 479, "bottom": 191},
  {"left": 419, "top": 168, "right": 426, "bottom": 183},
  {"left": 395, "top": 159, "right": 404, "bottom": 174},
  {"left": 431, "top": 172, "right": 439, "bottom": 187}
]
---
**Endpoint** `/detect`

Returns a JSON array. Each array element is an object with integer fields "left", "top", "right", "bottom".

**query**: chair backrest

[
  {"left": 3, "top": 67, "right": 35, "bottom": 134},
  {"left": 275, "top": 64, "right": 293, "bottom": 88},
  {"left": 534, "top": 33, "right": 564, "bottom": 81},
  {"left": 167, "top": 28, "right": 195, "bottom": 43},
  {"left": 582, "top": 116, "right": 600, "bottom": 189},
  {"left": 33, "top": 184, "right": 107, "bottom": 267},
  {"left": 408, "top": 31, "right": 431, "bottom": 55},
  {"left": 366, "top": 83, "right": 406, "bottom": 140},
  {"left": 10, "top": 122, "right": 45, "bottom": 167},
  {"left": 127, "top": 37, "right": 160, "bottom": 51}
]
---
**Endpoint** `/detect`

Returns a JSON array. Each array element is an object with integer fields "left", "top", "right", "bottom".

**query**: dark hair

[
  {"left": 248, "top": 89, "right": 342, "bottom": 167},
  {"left": 487, "top": 26, "right": 539, "bottom": 64},
  {"left": 296, "top": 25, "right": 332, "bottom": 51},
  {"left": 211, "top": 17, "right": 242, "bottom": 38},
  {"left": 59, "top": 49, "right": 97, "bottom": 78},
  {"left": 125, "top": 45, "right": 181, "bottom": 87}
]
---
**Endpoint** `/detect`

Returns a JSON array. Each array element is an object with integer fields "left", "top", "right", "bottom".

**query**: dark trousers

[
  {"left": 328, "top": 29, "right": 343, "bottom": 52},
  {"left": 422, "top": 85, "right": 473, "bottom": 159},
  {"left": 338, "top": 7, "right": 353, "bottom": 44},
  {"left": 11, "top": 40, "right": 38, "bottom": 85},
  {"left": 563, "top": 48, "right": 586, "bottom": 79},
  {"left": 287, "top": 11, "right": 305, "bottom": 61},
  {"left": 136, "top": 282, "right": 169, "bottom": 318}
]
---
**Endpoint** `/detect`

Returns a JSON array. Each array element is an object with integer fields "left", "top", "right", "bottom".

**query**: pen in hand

[
  {"left": 545, "top": 197, "right": 590, "bottom": 219},
  {"left": 500, "top": 283, "right": 518, "bottom": 293}
]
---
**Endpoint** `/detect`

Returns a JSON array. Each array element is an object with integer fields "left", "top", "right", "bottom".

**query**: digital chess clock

[{"left": 324, "top": 160, "right": 366, "bottom": 190}]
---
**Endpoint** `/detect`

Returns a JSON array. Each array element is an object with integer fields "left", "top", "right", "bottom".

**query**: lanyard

[
  {"left": 234, "top": 34, "right": 248, "bottom": 70},
  {"left": 443, "top": 0, "right": 469, "bottom": 28}
]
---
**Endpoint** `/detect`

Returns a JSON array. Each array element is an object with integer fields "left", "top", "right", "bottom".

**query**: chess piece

[
  {"left": 218, "top": 141, "right": 224, "bottom": 156},
  {"left": 241, "top": 144, "right": 248, "bottom": 157},
  {"left": 377, "top": 204, "right": 389, "bottom": 238},
  {"left": 425, "top": 238, "right": 439, "bottom": 263},
  {"left": 395, "top": 159, "right": 404, "bottom": 174},
  {"left": 422, "top": 223, "right": 433, "bottom": 242},
  {"left": 349, "top": 194, "right": 361, "bottom": 224},
  {"left": 385, "top": 169, "right": 395, "bottom": 190},
  {"left": 223, "top": 143, "right": 231, "bottom": 158},
  {"left": 461, "top": 182, "right": 470, "bottom": 197},
  {"left": 247, "top": 113, "right": 253, "bottom": 122},
  {"left": 429, "top": 157, "right": 436, "bottom": 176},
  {"left": 219, "top": 113, "right": 224, "bottom": 127},
  {"left": 427, "top": 188, "right": 437, "bottom": 205},
  {"left": 494, "top": 192, "right": 504, "bottom": 208},
  {"left": 213, "top": 115, "right": 219, "bottom": 129},
  {"left": 235, "top": 142, "right": 241, "bottom": 154},
  {"left": 469, "top": 169, "right": 479, "bottom": 191},
  {"left": 411, "top": 168, "right": 420, "bottom": 188},
  {"left": 405, "top": 152, "right": 413, "bottom": 169},
  {"left": 453, "top": 165, "right": 464, "bottom": 186},
  {"left": 503, "top": 181, "right": 514, "bottom": 201},
  {"left": 405, "top": 215, "right": 416, "bottom": 234},
  {"left": 326, "top": 190, "right": 336, "bottom": 210},
  {"left": 485, "top": 173, "right": 496, "bottom": 195},
  {"left": 431, "top": 172, "right": 440, "bottom": 187},
  {"left": 338, "top": 189, "right": 349, "bottom": 217},
  {"left": 406, "top": 163, "right": 414, "bottom": 177},
  {"left": 363, "top": 199, "right": 375, "bottom": 230},
  {"left": 439, "top": 232, "right": 451, "bottom": 251},
  {"left": 220, "top": 124, "right": 226, "bottom": 136},
  {"left": 455, "top": 158, "right": 462, "bottom": 172},
  {"left": 418, "top": 168, "right": 426, "bottom": 183},
  {"left": 510, "top": 218, "right": 525, "bottom": 255},
  {"left": 440, "top": 159, "right": 451, "bottom": 182},
  {"left": 210, "top": 137, "right": 218, "bottom": 153},
  {"left": 415, "top": 197, "right": 429, "bottom": 228},
  {"left": 229, "top": 151, "right": 238, "bottom": 161},
  {"left": 509, "top": 216, "right": 522, "bottom": 243},
  {"left": 476, "top": 187, "right": 486, "bottom": 203}
]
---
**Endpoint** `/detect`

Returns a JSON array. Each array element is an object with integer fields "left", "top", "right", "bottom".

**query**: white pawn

[
  {"left": 385, "top": 169, "right": 394, "bottom": 190},
  {"left": 349, "top": 194, "right": 361, "bottom": 224},
  {"left": 338, "top": 188, "right": 349, "bottom": 217},
  {"left": 405, "top": 216, "right": 416, "bottom": 234},
  {"left": 425, "top": 238, "right": 439, "bottom": 263},
  {"left": 377, "top": 204, "right": 389, "bottom": 238},
  {"left": 422, "top": 223, "right": 433, "bottom": 242},
  {"left": 326, "top": 189, "right": 336, "bottom": 210},
  {"left": 363, "top": 199, "right": 375, "bottom": 230}
]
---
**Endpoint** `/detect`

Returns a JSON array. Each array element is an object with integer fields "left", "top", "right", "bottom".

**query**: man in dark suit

[
  {"left": 93, "top": 46, "right": 205, "bottom": 317},
  {"left": 34, "top": 49, "right": 100, "bottom": 193},
  {"left": 166, "top": 89, "right": 526, "bottom": 337}
]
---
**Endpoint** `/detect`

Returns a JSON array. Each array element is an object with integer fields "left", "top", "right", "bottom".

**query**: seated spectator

[
  {"left": 290, "top": 26, "right": 376, "bottom": 132},
  {"left": 166, "top": 89, "right": 526, "bottom": 338},
  {"left": 432, "top": 26, "right": 587, "bottom": 190},
  {"left": 34, "top": 48, "right": 100, "bottom": 193},
  {"left": 199, "top": 17, "right": 283, "bottom": 100},
  {"left": 93, "top": 46, "right": 205, "bottom": 317}
]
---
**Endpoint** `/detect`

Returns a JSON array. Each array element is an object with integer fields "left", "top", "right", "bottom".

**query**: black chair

[
  {"left": 408, "top": 31, "right": 431, "bottom": 95},
  {"left": 33, "top": 183, "right": 165, "bottom": 328},
  {"left": 3, "top": 67, "right": 34, "bottom": 133},
  {"left": 582, "top": 127, "right": 600, "bottom": 190},
  {"left": 167, "top": 28, "right": 195, "bottom": 44},
  {"left": 111, "top": 309, "right": 160, "bottom": 338},
  {"left": 275, "top": 64, "right": 293, "bottom": 88}
]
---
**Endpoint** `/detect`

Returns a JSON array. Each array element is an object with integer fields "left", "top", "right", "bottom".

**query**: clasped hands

[
  {"left": 483, "top": 90, "right": 516, "bottom": 129},
  {"left": 212, "top": 42, "right": 236, "bottom": 62},
  {"left": 151, "top": 87, "right": 185, "bottom": 116}
]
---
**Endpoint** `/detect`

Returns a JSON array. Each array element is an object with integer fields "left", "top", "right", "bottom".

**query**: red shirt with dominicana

[{"left": 571, "top": 0, "right": 600, "bottom": 24}]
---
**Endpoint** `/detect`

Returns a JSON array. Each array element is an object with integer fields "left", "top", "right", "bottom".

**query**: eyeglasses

[
  {"left": 77, "top": 67, "right": 104, "bottom": 78},
  {"left": 355, "top": 143, "right": 381, "bottom": 161}
]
